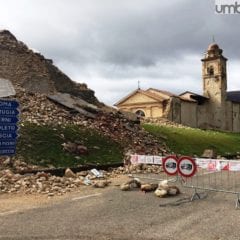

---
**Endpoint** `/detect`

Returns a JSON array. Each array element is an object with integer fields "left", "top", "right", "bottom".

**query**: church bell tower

[
  {"left": 202, "top": 43, "right": 228, "bottom": 104},
  {"left": 201, "top": 43, "right": 228, "bottom": 129}
]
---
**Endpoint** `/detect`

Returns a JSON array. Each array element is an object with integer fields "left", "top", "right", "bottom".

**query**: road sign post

[{"left": 0, "top": 99, "right": 20, "bottom": 156}]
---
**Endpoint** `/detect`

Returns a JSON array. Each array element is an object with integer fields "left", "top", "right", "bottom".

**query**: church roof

[
  {"left": 179, "top": 91, "right": 209, "bottom": 104},
  {"left": 142, "top": 90, "right": 166, "bottom": 101},
  {"left": 114, "top": 88, "right": 171, "bottom": 106},
  {"left": 179, "top": 91, "right": 208, "bottom": 98},
  {"left": 227, "top": 91, "right": 240, "bottom": 103},
  {"left": 147, "top": 88, "right": 177, "bottom": 97}
]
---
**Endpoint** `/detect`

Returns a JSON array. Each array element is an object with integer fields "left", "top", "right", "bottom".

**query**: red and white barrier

[
  {"left": 130, "top": 155, "right": 240, "bottom": 174},
  {"left": 195, "top": 158, "right": 240, "bottom": 172},
  {"left": 130, "top": 154, "right": 163, "bottom": 165}
]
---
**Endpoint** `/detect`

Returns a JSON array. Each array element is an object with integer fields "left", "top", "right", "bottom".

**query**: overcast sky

[{"left": 0, "top": 0, "right": 240, "bottom": 105}]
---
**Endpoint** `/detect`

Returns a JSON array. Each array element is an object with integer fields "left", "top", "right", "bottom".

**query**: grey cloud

[{"left": 3, "top": 0, "right": 238, "bottom": 66}]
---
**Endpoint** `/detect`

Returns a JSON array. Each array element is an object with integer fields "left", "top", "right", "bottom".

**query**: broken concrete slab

[
  {"left": 48, "top": 92, "right": 98, "bottom": 118},
  {"left": 0, "top": 79, "right": 16, "bottom": 97}
]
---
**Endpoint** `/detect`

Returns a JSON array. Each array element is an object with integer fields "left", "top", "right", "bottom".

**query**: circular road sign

[
  {"left": 178, "top": 156, "right": 197, "bottom": 178},
  {"left": 162, "top": 155, "right": 178, "bottom": 175}
]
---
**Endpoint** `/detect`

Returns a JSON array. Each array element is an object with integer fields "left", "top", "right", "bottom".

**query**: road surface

[{"left": 0, "top": 176, "right": 239, "bottom": 240}]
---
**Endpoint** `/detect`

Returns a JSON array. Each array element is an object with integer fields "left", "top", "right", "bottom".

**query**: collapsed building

[
  {"left": 0, "top": 30, "right": 100, "bottom": 106},
  {"left": 115, "top": 43, "right": 240, "bottom": 132}
]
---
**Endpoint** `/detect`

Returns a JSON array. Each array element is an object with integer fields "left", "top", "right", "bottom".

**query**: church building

[{"left": 114, "top": 43, "right": 240, "bottom": 132}]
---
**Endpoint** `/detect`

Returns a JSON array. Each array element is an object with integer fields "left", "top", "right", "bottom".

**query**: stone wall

[
  {"left": 181, "top": 101, "right": 197, "bottom": 128},
  {"left": 164, "top": 97, "right": 240, "bottom": 133},
  {"left": 232, "top": 102, "right": 240, "bottom": 132}
]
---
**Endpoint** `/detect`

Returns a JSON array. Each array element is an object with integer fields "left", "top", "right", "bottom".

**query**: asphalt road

[{"left": 0, "top": 179, "right": 240, "bottom": 240}]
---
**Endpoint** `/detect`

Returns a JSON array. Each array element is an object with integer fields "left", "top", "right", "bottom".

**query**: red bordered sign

[
  {"left": 162, "top": 155, "right": 178, "bottom": 175},
  {"left": 178, "top": 156, "right": 197, "bottom": 178}
]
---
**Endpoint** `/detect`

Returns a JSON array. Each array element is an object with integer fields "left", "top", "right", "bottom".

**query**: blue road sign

[
  {"left": 0, "top": 124, "right": 18, "bottom": 132},
  {"left": 0, "top": 116, "right": 19, "bottom": 124},
  {"left": 0, "top": 132, "right": 18, "bottom": 139},
  {"left": 0, "top": 109, "right": 19, "bottom": 116},
  {"left": 0, "top": 140, "right": 17, "bottom": 147},
  {"left": 0, "top": 148, "right": 16, "bottom": 156},
  {"left": 0, "top": 100, "right": 19, "bottom": 109},
  {"left": 0, "top": 99, "right": 19, "bottom": 156}
]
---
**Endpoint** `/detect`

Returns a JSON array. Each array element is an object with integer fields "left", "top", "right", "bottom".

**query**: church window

[{"left": 208, "top": 66, "right": 214, "bottom": 76}]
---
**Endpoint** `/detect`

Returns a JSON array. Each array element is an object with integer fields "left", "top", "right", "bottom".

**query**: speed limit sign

[{"left": 162, "top": 155, "right": 178, "bottom": 175}]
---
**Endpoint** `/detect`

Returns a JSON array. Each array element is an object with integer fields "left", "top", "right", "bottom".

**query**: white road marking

[
  {"left": 72, "top": 193, "right": 102, "bottom": 201},
  {"left": 0, "top": 210, "right": 18, "bottom": 216}
]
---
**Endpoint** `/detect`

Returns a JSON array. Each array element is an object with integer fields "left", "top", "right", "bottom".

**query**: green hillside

[
  {"left": 17, "top": 123, "right": 123, "bottom": 168},
  {"left": 143, "top": 124, "right": 240, "bottom": 156}
]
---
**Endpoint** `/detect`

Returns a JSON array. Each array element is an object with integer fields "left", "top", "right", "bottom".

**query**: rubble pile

[
  {"left": 15, "top": 86, "right": 168, "bottom": 159},
  {"left": 0, "top": 164, "right": 166, "bottom": 196},
  {"left": 16, "top": 87, "right": 85, "bottom": 126},
  {"left": 0, "top": 168, "right": 113, "bottom": 196},
  {"left": 93, "top": 113, "right": 168, "bottom": 157},
  {"left": 0, "top": 30, "right": 99, "bottom": 104},
  {"left": 110, "top": 164, "right": 163, "bottom": 176}
]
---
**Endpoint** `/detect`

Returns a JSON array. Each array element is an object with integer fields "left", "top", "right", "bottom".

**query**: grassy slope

[
  {"left": 143, "top": 124, "right": 240, "bottom": 156},
  {"left": 17, "top": 123, "right": 123, "bottom": 168}
]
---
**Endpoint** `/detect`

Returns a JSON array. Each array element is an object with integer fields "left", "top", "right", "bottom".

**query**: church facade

[{"left": 115, "top": 43, "right": 240, "bottom": 132}]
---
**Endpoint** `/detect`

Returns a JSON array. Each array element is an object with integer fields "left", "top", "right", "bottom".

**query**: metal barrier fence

[
  {"left": 129, "top": 155, "right": 240, "bottom": 208},
  {"left": 181, "top": 158, "right": 240, "bottom": 208}
]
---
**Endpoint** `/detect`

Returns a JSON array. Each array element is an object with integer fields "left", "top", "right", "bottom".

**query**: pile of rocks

[
  {"left": 110, "top": 164, "right": 163, "bottom": 176},
  {"left": 62, "top": 142, "right": 88, "bottom": 155},
  {"left": 120, "top": 178, "right": 180, "bottom": 198},
  {"left": 0, "top": 164, "right": 164, "bottom": 196},
  {"left": 0, "top": 168, "right": 109, "bottom": 196},
  {"left": 93, "top": 112, "right": 168, "bottom": 157},
  {"left": 154, "top": 180, "right": 180, "bottom": 198},
  {"left": 16, "top": 87, "right": 82, "bottom": 126}
]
